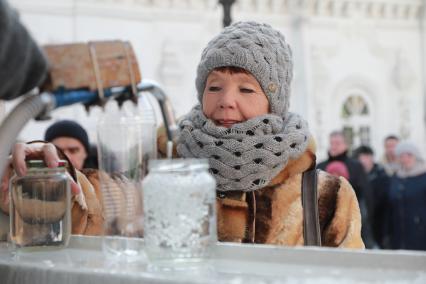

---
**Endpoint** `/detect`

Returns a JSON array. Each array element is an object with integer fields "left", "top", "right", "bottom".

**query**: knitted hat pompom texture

[
  {"left": 196, "top": 21, "right": 293, "bottom": 117},
  {"left": 44, "top": 120, "right": 90, "bottom": 154}
]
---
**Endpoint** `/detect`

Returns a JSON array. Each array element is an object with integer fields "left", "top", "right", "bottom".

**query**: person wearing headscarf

[{"left": 383, "top": 142, "right": 426, "bottom": 250}]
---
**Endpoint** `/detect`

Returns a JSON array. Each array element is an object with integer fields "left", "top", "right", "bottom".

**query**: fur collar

[{"left": 396, "top": 161, "right": 426, "bottom": 178}]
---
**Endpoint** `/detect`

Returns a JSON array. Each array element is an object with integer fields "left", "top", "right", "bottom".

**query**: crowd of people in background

[{"left": 321, "top": 132, "right": 426, "bottom": 251}]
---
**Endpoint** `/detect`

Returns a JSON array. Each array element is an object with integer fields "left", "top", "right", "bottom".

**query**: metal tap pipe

[
  {"left": 53, "top": 82, "right": 177, "bottom": 143},
  {"left": 137, "top": 80, "right": 177, "bottom": 144},
  {"left": 0, "top": 93, "right": 55, "bottom": 179}
]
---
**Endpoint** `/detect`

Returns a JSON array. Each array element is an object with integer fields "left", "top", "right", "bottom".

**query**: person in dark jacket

[
  {"left": 318, "top": 131, "right": 376, "bottom": 248},
  {"left": 381, "top": 135, "right": 400, "bottom": 176},
  {"left": 354, "top": 145, "right": 390, "bottom": 248},
  {"left": 383, "top": 142, "right": 426, "bottom": 251}
]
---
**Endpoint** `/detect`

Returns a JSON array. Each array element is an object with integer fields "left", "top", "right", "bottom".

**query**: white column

[{"left": 288, "top": 14, "right": 309, "bottom": 119}]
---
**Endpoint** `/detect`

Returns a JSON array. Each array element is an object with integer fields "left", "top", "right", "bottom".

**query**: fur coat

[{"left": 158, "top": 127, "right": 364, "bottom": 248}]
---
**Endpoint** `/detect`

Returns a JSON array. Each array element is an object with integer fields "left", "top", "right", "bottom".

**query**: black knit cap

[
  {"left": 44, "top": 120, "right": 90, "bottom": 154},
  {"left": 353, "top": 145, "right": 374, "bottom": 158}
]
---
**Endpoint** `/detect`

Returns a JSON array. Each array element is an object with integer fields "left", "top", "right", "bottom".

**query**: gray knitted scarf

[{"left": 177, "top": 106, "right": 310, "bottom": 192}]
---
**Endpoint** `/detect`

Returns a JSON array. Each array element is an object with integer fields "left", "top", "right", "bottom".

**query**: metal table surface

[{"left": 0, "top": 235, "right": 425, "bottom": 284}]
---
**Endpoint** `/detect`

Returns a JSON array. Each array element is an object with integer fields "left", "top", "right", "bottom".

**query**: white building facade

[{"left": 6, "top": 0, "right": 426, "bottom": 160}]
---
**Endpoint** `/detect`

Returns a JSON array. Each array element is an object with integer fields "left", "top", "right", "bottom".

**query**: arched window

[
  {"left": 340, "top": 95, "right": 371, "bottom": 148},
  {"left": 341, "top": 95, "right": 369, "bottom": 118}
]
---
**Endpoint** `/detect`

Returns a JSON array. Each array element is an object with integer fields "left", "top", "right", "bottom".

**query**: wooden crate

[{"left": 43, "top": 40, "right": 141, "bottom": 91}]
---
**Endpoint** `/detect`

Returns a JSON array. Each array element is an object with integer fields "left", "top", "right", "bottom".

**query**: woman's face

[
  {"left": 202, "top": 70, "right": 269, "bottom": 128},
  {"left": 399, "top": 152, "right": 417, "bottom": 170}
]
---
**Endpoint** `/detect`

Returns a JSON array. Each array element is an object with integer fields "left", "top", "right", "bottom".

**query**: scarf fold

[
  {"left": 177, "top": 105, "right": 310, "bottom": 192},
  {"left": 396, "top": 161, "right": 426, "bottom": 178}
]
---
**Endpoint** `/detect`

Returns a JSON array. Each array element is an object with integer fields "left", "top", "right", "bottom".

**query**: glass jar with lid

[
  {"left": 142, "top": 159, "right": 217, "bottom": 266},
  {"left": 9, "top": 160, "right": 71, "bottom": 249}
]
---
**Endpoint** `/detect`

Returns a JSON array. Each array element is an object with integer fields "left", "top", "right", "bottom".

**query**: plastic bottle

[{"left": 97, "top": 98, "right": 154, "bottom": 260}]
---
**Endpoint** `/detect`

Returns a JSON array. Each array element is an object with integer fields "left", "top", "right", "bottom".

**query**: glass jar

[
  {"left": 9, "top": 160, "right": 71, "bottom": 249},
  {"left": 142, "top": 159, "right": 217, "bottom": 266}
]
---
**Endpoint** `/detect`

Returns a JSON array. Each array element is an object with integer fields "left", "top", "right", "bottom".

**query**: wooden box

[{"left": 42, "top": 40, "right": 141, "bottom": 91}]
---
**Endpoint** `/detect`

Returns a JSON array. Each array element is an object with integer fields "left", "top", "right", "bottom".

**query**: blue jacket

[{"left": 385, "top": 172, "right": 426, "bottom": 250}]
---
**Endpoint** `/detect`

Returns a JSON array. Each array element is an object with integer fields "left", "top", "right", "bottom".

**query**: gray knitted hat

[
  {"left": 196, "top": 21, "right": 293, "bottom": 117},
  {"left": 395, "top": 141, "right": 424, "bottom": 162}
]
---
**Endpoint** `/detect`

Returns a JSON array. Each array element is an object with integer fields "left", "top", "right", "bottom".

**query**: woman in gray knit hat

[
  {"left": 159, "top": 21, "right": 364, "bottom": 248},
  {"left": 383, "top": 142, "right": 426, "bottom": 250},
  {"left": 5, "top": 21, "right": 364, "bottom": 247}
]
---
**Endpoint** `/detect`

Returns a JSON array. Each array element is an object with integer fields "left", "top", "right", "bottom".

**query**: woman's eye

[
  {"left": 240, "top": 88, "right": 254, "bottom": 93},
  {"left": 208, "top": 86, "right": 221, "bottom": 92}
]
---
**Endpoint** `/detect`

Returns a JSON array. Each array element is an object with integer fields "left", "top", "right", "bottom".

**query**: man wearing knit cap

[{"left": 44, "top": 120, "right": 90, "bottom": 170}]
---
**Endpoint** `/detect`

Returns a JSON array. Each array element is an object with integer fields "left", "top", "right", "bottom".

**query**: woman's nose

[{"left": 219, "top": 89, "right": 237, "bottom": 109}]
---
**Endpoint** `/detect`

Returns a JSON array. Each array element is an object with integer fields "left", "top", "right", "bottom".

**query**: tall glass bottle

[
  {"left": 137, "top": 92, "right": 158, "bottom": 173},
  {"left": 97, "top": 100, "right": 146, "bottom": 260}
]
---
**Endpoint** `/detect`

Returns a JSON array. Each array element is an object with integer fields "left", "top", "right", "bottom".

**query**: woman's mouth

[{"left": 216, "top": 119, "right": 241, "bottom": 128}]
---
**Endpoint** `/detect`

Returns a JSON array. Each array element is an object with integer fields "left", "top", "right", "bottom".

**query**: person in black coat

[
  {"left": 383, "top": 142, "right": 426, "bottom": 251},
  {"left": 318, "top": 131, "right": 376, "bottom": 248},
  {"left": 354, "top": 145, "right": 390, "bottom": 248}
]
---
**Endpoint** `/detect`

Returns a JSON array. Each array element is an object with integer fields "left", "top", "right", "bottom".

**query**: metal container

[
  {"left": 9, "top": 160, "right": 71, "bottom": 249},
  {"left": 142, "top": 159, "right": 217, "bottom": 266}
]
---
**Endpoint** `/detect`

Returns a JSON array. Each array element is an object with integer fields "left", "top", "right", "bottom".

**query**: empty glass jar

[
  {"left": 9, "top": 160, "right": 71, "bottom": 249},
  {"left": 142, "top": 159, "right": 217, "bottom": 266}
]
